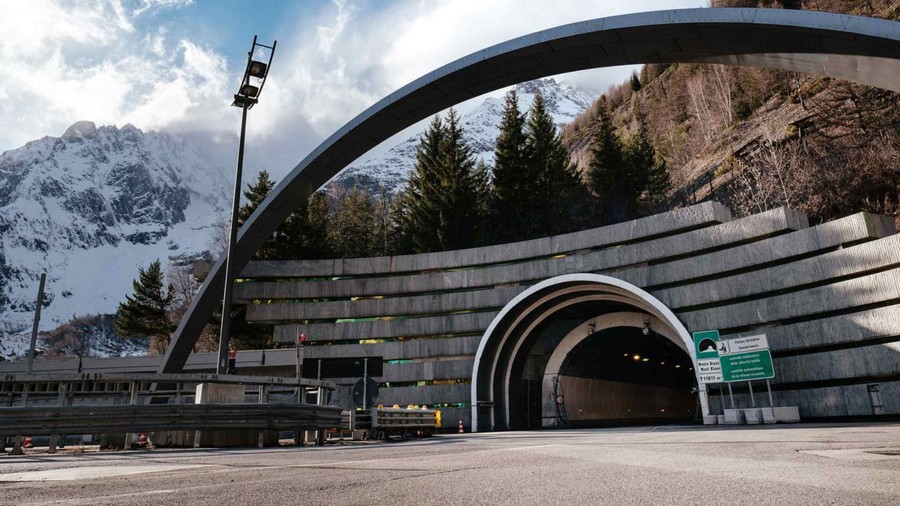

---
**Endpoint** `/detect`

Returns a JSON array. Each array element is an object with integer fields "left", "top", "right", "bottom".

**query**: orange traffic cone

[
  {"left": 23, "top": 436, "right": 33, "bottom": 449},
  {"left": 458, "top": 418, "right": 464, "bottom": 433}
]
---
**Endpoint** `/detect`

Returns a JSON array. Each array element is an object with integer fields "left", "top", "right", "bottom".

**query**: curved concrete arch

[
  {"left": 471, "top": 273, "right": 697, "bottom": 431},
  {"left": 540, "top": 312, "right": 685, "bottom": 428},
  {"left": 497, "top": 292, "right": 677, "bottom": 426},
  {"left": 161, "top": 8, "right": 900, "bottom": 373},
  {"left": 544, "top": 313, "right": 684, "bottom": 381}
]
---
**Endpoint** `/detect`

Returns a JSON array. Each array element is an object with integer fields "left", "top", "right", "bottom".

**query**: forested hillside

[{"left": 562, "top": 0, "right": 900, "bottom": 225}]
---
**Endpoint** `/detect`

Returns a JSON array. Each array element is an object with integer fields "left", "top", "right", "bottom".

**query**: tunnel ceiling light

[
  {"left": 632, "top": 354, "right": 641, "bottom": 361},
  {"left": 623, "top": 353, "right": 629, "bottom": 357},
  {"left": 675, "top": 364, "right": 681, "bottom": 368},
  {"left": 642, "top": 358, "right": 649, "bottom": 362}
]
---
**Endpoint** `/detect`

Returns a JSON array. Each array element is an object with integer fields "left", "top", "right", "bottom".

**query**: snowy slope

[
  {"left": 0, "top": 122, "right": 230, "bottom": 359},
  {"left": 334, "top": 78, "right": 593, "bottom": 193}
]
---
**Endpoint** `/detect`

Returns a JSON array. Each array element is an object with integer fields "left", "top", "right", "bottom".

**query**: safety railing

[{"left": 0, "top": 373, "right": 339, "bottom": 454}]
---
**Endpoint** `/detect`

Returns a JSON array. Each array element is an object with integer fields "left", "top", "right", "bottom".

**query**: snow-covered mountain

[
  {"left": 334, "top": 78, "right": 593, "bottom": 193},
  {"left": 0, "top": 121, "right": 230, "bottom": 359}
]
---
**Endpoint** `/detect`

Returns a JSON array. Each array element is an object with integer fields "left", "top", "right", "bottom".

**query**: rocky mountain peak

[
  {"left": 61, "top": 120, "right": 98, "bottom": 139},
  {"left": 0, "top": 124, "right": 231, "bottom": 357}
]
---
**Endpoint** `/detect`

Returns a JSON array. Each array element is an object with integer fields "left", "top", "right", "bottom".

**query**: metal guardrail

[
  {"left": 0, "top": 403, "right": 342, "bottom": 434},
  {"left": 0, "top": 372, "right": 340, "bottom": 453}
]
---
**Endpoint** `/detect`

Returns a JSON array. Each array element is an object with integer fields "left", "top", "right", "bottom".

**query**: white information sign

[
  {"left": 722, "top": 334, "right": 769, "bottom": 355},
  {"left": 697, "top": 358, "right": 722, "bottom": 384}
]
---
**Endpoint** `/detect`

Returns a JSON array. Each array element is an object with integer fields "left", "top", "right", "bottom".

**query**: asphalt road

[{"left": 2, "top": 423, "right": 900, "bottom": 505}]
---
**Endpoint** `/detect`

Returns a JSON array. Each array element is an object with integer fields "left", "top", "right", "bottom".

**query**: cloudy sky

[{"left": 1, "top": 0, "right": 704, "bottom": 180}]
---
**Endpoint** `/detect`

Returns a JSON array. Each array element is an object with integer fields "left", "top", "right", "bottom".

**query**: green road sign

[
  {"left": 721, "top": 350, "right": 775, "bottom": 382},
  {"left": 693, "top": 330, "right": 720, "bottom": 360}
]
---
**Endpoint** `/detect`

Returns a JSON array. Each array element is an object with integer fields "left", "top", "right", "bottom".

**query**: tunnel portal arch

[
  {"left": 161, "top": 8, "right": 900, "bottom": 374},
  {"left": 471, "top": 274, "right": 700, "bottom": 432}
]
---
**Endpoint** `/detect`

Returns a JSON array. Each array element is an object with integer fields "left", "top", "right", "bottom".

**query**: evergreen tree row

[{"left": 224, "top": 91, "right": 673, "bottom": 259}]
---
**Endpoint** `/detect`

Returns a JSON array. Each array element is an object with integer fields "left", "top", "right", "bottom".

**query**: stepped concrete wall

[{"left": 231, "top": 202, "right": 900, "bottom": 427}]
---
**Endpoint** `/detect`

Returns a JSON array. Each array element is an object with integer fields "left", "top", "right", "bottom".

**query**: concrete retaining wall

[{"left": 238, "top": 204, "right": 899, "bottom": 424}]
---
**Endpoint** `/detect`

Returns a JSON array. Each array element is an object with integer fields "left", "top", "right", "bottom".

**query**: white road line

[{"left": 24, "top": 489, "right": 176, "bottom": 506}]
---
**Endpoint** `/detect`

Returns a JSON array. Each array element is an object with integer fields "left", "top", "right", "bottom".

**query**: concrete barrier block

[
  {"left": 744, "top": 408, "right": 763, "bottom": 424},
  {"left": 774, "top": 406, "right": 801, "bottom": 423},
  {"left": 723, "top": 408, "right": 746, "bottom": 424},
  {"left": 760, "top": 407, "right": 776, "bottom": 424}
]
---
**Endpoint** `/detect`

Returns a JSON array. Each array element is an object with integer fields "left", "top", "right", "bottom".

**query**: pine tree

[
  {"left": 238, "top": 170, "right": 279, "bottom": 259},
  {"left": 393, "top": 115, "right": 445, "bottom": 253},
  {"left": 587, "top": 99, "right": 626, "bottom": 223},
  {"left": 630, "top": 72, "right": 642, "bottom": 92},
  {"left": 645, "top": 157, "right": 671, "bottom": 213},
  {"left": 393, "top": 110, "right": 488, "bottom": 253},
  {"left": 525, "top": 92, "right": 584, "bottom": 237},
  {"left": 238, "top": 170, "right": 331, "bottom": 260},
  {"left": 115, "top": 260, "right": 174, "bottom": 346},
  {"left": 490, "top": 89, "right": 532, "bottom": 241},
  {"left": 621, "top": 120, "right": 655, "bottom": 218},
  {"left": 328, "top": 187, "right": 379, "bottom": 258}
]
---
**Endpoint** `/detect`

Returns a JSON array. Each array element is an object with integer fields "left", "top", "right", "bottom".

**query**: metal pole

[
  {"left": 748, "top": 381, "right": 756, "bottom": 407},
  {"left": 766, "top": 379, "right": 774, "bottom": 407},
  {"left": 217, "top": 103, "right": 249, "bottom": 374},
  {"left": 363, "top": 358, "right": 369, "bottom": 411},
  {"left": 296, "top": 342, "right": 304, "bottom": 381},
  {"left": 727, "top": 383, "right": 735, "bottom": 408},
  {"left": 26, "top": 273, "right": 46, "bottom": 374},
  {"left": 258, "top": 385, "right": 265, "bottom": 448},
  {"left": 719, "top": 383, "right": 725, "bottom": 415}
]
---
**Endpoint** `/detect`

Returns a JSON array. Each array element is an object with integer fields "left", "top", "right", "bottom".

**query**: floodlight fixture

[
  {"left": 231, "top": 35, "right": 276, "bottom": 110},
  {"left": 248, "top": 60, "right": 268, "bottom": 78},
  {"left": 240, "top": 83, "right": 260, "bottom": 97}
]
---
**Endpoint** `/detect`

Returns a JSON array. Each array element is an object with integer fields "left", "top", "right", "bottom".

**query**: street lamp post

[{"left": 217, "top": 35, "right": 276, "bottom": 375}]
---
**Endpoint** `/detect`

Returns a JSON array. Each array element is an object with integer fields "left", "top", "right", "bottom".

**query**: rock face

[
  {"left": 333, "top": 78, "right": 593, "bottom": 193},
  {"left": 0, "top": 122, "right": 230, "bottom": 358}
]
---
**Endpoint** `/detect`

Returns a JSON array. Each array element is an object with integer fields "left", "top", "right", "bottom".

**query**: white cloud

[
  {"left": 132, "top": 0, "right": 193, "bottom": 17},
  {"left": 0, "top": 0, "right": 229, "bottom": 151},
  {"left": 0, "top": 0, "right": 705, "bottom": 179},
  {"left": 260, "top": 1, "right": 703, "bottom": 134},
  {"left": 246, "top": 0, "right": 704, "bottom": 176}
]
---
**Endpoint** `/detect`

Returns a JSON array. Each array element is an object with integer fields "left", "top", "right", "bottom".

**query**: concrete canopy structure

[{"left": 161, "top": 8, "right": 900, "bottom": 375}]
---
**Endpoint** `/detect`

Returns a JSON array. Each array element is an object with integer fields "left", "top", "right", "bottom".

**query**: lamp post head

[{"left": 231, "top": 36, "right": 276, "bottom": 109}]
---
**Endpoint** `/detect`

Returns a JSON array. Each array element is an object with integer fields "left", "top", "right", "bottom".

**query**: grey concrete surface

[
  {"left": 243, "top": 201, "right": 732, "bottom": 279},
  {"left": 3, "top": 424, "right": 900, "bottom": 505},
  {"left": 653, "top": 232, "right": 900, "bottom": 310},
  {"left": 679, "top": 267, "right": 900, "bottom": 333},
  {"left": 274, "top": 314, "right": 495, "bottom": 344},
  {"left": 234, "top": 206, "right": 798, "bottom": 302}
]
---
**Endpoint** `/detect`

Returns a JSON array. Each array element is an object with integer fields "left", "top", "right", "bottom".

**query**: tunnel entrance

[
  {"left": 551, "top": 327, "right": 697, "bottom": 428},
  {"left": 473, "top": 274, "right": 706, "bottom": 432},
  {"left": 505, "top": 308, "right": 697, "bottom": 430}
]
